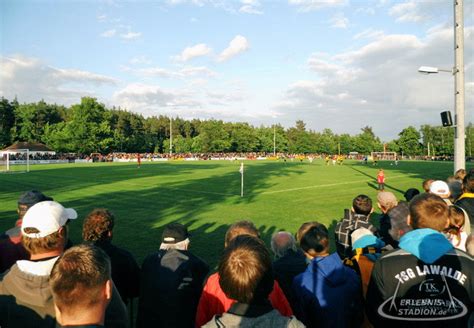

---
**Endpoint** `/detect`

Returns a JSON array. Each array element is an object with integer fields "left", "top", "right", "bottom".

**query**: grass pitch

[{"left": 0, "top": 159, "right": 467, "bottom": 268}]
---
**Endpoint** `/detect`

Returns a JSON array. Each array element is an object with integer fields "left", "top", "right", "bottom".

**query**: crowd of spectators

[
  {"left": 4, "top": 151, "right": 474, "bottom": 165},
  {"left": 0, "top": 171, "right": 473, "bottom": 327}
]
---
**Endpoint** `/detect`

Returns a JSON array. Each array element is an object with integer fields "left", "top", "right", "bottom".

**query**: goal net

[
  {"left": 371, "top": 151, "right": 397, "bottom": 160},
  {"left": 0, "top": 149, "right": 30, "bottom": 173}
]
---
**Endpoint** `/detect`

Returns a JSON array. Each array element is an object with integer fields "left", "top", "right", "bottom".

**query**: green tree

[
  {"left": 0, "top": 98, "right": 16, "bottom": 147},
  {"left": 198, "top": 120, "right": 230, "bottom": 152},
  {"left": 353, "top": 126, "right": 383, "bottom": 154},
  {"left": 396, "top": 126, "right": 422, "bottom": 156},
  {"left": 229, "top": 123, "right": 258, "bottom": 152},
  {"left": 287, "top": 120, "right": 311, "bottom": 153}
]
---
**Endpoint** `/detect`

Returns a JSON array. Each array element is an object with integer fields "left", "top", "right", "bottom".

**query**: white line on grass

[{"left": 259, "top": 174, "right": 414, "bottom": 195}]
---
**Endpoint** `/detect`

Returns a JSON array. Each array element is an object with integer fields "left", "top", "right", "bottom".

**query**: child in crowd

[
  {"left": 377, "top": 169, "right": 385, "bottom": 191},
  {"left": 445, "top": 206, "right": 468, "bottom": 251}
]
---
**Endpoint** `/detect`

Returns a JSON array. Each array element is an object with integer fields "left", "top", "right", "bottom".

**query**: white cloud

[
  {"left": 101, "top": 29, "right": 116, "bottom": 37},
  {"left": 114, "top": 83, "right": 198, "bottom": 110},
  {"left": 289, "top": 0, "right": 346, "bottom": 12},
  {"left": 239, "top": 0, "right": 263, "bottom": 14},
  {"left": 353, "top": 28, "right": 384, "bottom": 40},
  {"left": 330, "top": 13, "right": 349, "bottom": 29},
  {"left": 129, "top": 55, "right": 152, "bottom": 65},
  {"left": 97, "top": 14, "right": 107, "bottom": 22},
  {"left": 122, "top": 64, "right": 216, "bottom": 79},
  {"left": 218, "top": 35, "right": 250, "bottom": 62},
  {"left": 355, "top": 7, "right": 375, "bottom": 15},
  {"left": 180, "top": 66, "right": 216, "bottom": 77},
  {"left": 174, "top": 43, "right": 212, "bottom": 62},
  {"left": 274, "top": 26, "right": 474, "bottom": 139},
  {"left": 0, "top": 55, "right": 118, "bottom": 104},
  {"left": 120, "top": 31, "right": 142, "bottom": 40},
  {"left": 388, "top": 1, "right": 454, "bottom": 24},
  {"left": 389, "top": 1, "right": 424, "bottom": 23}
]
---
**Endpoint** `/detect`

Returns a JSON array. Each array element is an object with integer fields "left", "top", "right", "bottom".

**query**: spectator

[
  {"left": 0, "top": 201, "right": 76, "bottom": 328},
  {"left": 345, "top": 228, "right": 384, "bottom": 297},
  {"left": 376, "top": 191, "right": 399, "bottom": 247},
  {"left": 387, "top": 201, "right": 412, "bottom": 246},
  {"left": 83, "top": 208, "right": 140, "bottom": 305},
  {"left": 271, "top": 231, "right": 307, "bottom": 310},
  {"left": 0, "top": 190, "right": 52, "bottom": 273},
  {"left": 335, "top": 195, "right": 377, "bottom": 259},
  {"left": 422, "top": 179, "right": 434, "bottom": 193},
  {"left": 292, "top": 222, "right": 362, "bottom": 328},
  {"left": 466, "top": 233, "right": 474, "bottom": 256},
  {"left": 455, "top": 171, "right": 474, "bottom": 233},
  {"left": 195, "top": 220, "right": 293, "bottom": 328},
  {"left": 429, "top": 180, "right": 452, "bottom": 205},
  {"left": 403, "top": 188, "right": 420, "bottom": 202},
  {"left": 0, "top": 201, "right": 127, "bottom": 328},
  {"left": 448, "top": 168, "right": 466, "bottom": 201},
  {"left": 137, "top": 223, "right": 209, "bottom": 328},
  {"left": 366, "top": 193, "right": 474, "bottom": 327},
  {"left": 445, "top": 206, "right": 468, "bottom": 251},
  {"left": 50, "top": 244, "right": 112, "bottom": 327},
  {"left": 202, "top": 235, "right": 304, "bottom": 328}
]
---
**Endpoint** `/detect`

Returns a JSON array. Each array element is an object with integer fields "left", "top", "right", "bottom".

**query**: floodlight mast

[{"left": 418, "top": 0, "right": 465, "bottom": 173}]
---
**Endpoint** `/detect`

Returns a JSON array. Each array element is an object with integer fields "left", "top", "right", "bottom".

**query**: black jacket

[
  {"left": 366, "top": 229, "right": 474, "bottom": 327},
  {"left": 137, "top": 249, "right": 209, "bottom": 328}
]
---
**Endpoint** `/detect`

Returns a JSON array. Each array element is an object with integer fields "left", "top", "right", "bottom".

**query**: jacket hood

[
  {"left": 399, "top": 228, "right": 453, "bottom": 264},
  {"left": 2, "top": 264, "right": 53, "bottom": 307},
  {"left": 311, "top": 253, "right": 347, "bottom": 286}
]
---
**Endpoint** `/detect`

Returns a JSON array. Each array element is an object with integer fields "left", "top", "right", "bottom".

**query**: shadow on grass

[
  {"left": 0, "top": 160, "right": 470, "bottom": 267},
  {"left": 0, "top": 161, "right": 304, "bottom": 268}
]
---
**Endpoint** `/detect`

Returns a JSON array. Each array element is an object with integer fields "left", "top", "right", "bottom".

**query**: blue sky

[{"left": 1, "top": 0, "right": 473, "bottom": 141}]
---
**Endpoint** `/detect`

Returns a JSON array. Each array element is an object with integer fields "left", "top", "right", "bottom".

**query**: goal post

[
  {"left": 371, "top": 151, "right": 397, "bottom": 160},
  {"left": 0, "top": 149, "right": 30, "bottom": 173}
]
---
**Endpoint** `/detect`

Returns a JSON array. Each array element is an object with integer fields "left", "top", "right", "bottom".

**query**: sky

[{"left": 1, "top": 0, "right": 473, "bottom": 141}]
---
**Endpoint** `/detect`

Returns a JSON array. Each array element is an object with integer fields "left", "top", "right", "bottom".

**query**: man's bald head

[{"left": 271, "top": 231, "right": 297, "bottom": 259}]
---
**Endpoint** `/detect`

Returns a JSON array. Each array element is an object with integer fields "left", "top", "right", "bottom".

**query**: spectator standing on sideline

[
  {"left": 422, "top": 179, "right": 434, "bottom": 193},
  {"left": 445, "top": 205, "right": 468, "bottom": 251},
  {"left": 83, "top": 208, "right": 140, "bottom": 305},
  {"left": 137, "top": 223, "right": 209, "bottom": 328},
  {"left": 377, "top": 169, "right": 385, "bottom": 191},
  {"left": 0, "top": 190, "right": 53, "bottom": 273},
  {"left": 335, "top": 195, "right": 377, "bottom": 259},
  {"left": 387, "top": 201, "right": 412, "bottom": 247},
  {"left": 366, "top": 193, "right": 473, "bottom": 327},
  {"left": 50, "top": 244, "right": 112, "bottom": 328},
  {"left": 202, "top": 235, "right": 305, "bottom": 328},
  {"left": 429, "top": 180, "right": 453, "bottom": 205},
  {"left": 292, "top": 222, "right": 362, "bottom": 328},
  {"left": 403, "top": 188, "right": 420, "bottom": 202},
  {"left": 271, "top": 231, "right": 307, "bottom": 310},
  {"left": 195, "top": 220, "right": 293, "bottom": 328},
  {"left": 0, "top": 201, "right": 127, "bottom": 328},
  {"left": 376, "top": 191, "right": 399, "bottom": 248},
  {"left": 455, "top": 171, "right": 474, "bottom": 233}
]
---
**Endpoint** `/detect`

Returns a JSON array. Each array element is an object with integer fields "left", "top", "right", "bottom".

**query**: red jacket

[{"left": 195, "top": 272, "right": 293, "bottom": 327}]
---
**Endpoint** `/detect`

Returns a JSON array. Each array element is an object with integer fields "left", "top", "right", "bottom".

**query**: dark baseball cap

[
  {"left": 18, "top": 190, "right": 53, "bottom": 207},
  {"left": 162, "top": 223, "right": 189, "bottom": 244}
]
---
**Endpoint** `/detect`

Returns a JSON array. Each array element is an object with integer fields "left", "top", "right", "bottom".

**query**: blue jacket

[{"left": 292, "top": 252, "right": 362, "bottom": 328}]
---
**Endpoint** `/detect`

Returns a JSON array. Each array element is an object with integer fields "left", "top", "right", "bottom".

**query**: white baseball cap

[
  {"left": 21, "top": 201, "right": 78, "bottom": 238},
  {"left": 429, "top": 180, "right": 450, "bottom": 198}
]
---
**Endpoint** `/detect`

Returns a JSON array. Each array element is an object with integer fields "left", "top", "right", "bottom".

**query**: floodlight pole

[
  {"left": 453, "top": 0, "right": 465, "bottom": 173},
  {"left": 418, "top": 0, "right": 465, "bottom": 173}
]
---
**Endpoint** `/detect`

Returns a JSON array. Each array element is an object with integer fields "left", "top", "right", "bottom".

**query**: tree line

[{"left": 1, "top": 97, "right": 473, "bottom": 157}]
